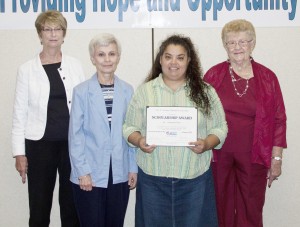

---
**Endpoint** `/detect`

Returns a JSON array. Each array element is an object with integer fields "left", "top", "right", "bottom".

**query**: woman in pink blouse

[{"left": 204, "top": 19, "right": 287, "bottom": 227}]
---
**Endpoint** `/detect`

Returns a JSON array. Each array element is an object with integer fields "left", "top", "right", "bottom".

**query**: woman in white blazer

[
  {"left": 68, "top": 33, "right": 137, "bottom": 227},
  {"left": 12, "top": 10, "right": 85, "bottom": 227}
]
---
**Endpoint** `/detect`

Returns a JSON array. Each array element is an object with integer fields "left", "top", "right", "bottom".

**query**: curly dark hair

[{"left": 146, "top": 34, "right": 211, "bottom": 115}]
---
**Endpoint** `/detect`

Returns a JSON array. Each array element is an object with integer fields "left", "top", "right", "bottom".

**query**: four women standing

[{"left": 12, "top": 11, "right": 286, "bottom": 227}]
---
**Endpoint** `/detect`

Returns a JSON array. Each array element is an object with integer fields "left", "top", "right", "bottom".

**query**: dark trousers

[
  {"left": 25, "top": 139, "right": 79, "bottom": 227},
  {"left": 72, "top": 164, "right": 130, "bottom": 227}
]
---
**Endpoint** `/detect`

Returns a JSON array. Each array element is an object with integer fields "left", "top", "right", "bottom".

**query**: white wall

[{"left": 1, "top": 27, "right": 299, "bottom": 227}]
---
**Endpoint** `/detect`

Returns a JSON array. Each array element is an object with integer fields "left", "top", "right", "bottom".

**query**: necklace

[{"left": 229, "top": 65, "right": 249, "bottom": 97}]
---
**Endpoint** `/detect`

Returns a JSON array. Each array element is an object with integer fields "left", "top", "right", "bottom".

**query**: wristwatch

[{"left": 272, "top": 156, "right": 282, "bottom": 161}]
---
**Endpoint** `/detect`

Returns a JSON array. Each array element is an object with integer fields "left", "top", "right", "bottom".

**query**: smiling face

[
  {"left": 160, "top": 44, "right": 190, "bottom": 86},
  {"left": 91, "top": 43, "right": 120, "bottom": 79},
  {"left": 39, "top": 22, "right": 64, "bottom": 49},
  {"left": 224, "top": 31, "right": 255, "bottom": 64}
]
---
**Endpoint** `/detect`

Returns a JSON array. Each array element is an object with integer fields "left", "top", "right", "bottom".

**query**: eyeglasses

[
  {"left": 225, "top": 40, "right": 253, "bottom": 49},
  {"left": 42, "top": 27, "right": 63, "bottom": 34}
]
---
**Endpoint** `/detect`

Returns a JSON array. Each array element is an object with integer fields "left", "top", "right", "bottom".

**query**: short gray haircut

[{"left": 89, "top": 33, "right": 121, "bottom": 57}]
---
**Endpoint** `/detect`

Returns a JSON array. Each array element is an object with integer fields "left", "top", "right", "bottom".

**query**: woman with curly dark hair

[
  {"left": 146, "top": 34, "right": 211, "bottom": 115},
  {"left": 123, "top": 34, "right": 228, "bottom": 226}
]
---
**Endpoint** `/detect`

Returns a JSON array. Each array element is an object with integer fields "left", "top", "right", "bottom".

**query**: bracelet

[{"left": 272, "top": 156, "right": 282, "bottom": 161}]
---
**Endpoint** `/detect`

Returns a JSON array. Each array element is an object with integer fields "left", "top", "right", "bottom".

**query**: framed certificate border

[{"left": 146, "top": 106, "right": 198, "bottom": 146}]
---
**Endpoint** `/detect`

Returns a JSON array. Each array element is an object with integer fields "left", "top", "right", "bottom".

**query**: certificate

[{"left": 146, "top": 106, "right": 198, "bottom": 146}]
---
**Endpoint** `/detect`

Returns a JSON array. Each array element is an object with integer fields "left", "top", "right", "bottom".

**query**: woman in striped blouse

[{"left": 123, "top": 34, "right": 228, "bottom": 227}]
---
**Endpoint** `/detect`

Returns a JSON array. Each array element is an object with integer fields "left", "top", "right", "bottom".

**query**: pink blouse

[{"left": 204, "top": 60, "right": 287, "bottom": 168}]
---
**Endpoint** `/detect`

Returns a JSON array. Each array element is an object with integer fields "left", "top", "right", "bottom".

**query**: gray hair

[{"left": 89, "top": 33, "right": 121, "bottom": 57}]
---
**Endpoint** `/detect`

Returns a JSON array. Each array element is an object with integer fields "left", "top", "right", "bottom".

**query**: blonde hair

[
  {"left": 221, "top": 19, "right": 256, "bottom": 45},
  {"left": 35, "top": 10, "right": 67, "bottom": 37}
]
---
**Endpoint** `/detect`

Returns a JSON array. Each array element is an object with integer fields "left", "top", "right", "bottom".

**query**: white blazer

[{"left": 11, "top": 53, "right": 85, "bottom": 157}]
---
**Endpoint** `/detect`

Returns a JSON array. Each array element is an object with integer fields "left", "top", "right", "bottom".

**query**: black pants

[
  {"left": 25, "top": 139, "right": 79, "bottom": 227},
  {"left": 72, "top": 163, "right": 130, "bottom": 227}
]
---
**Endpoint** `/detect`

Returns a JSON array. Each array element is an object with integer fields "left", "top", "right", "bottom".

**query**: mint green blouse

[{"left": 123, "top": 74, "right": 227, "bottom": 179}]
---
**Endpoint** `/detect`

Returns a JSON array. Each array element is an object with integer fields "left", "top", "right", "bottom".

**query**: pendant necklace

[{"left": 229, "top": 64, "right": 249, "bottom": 98}]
